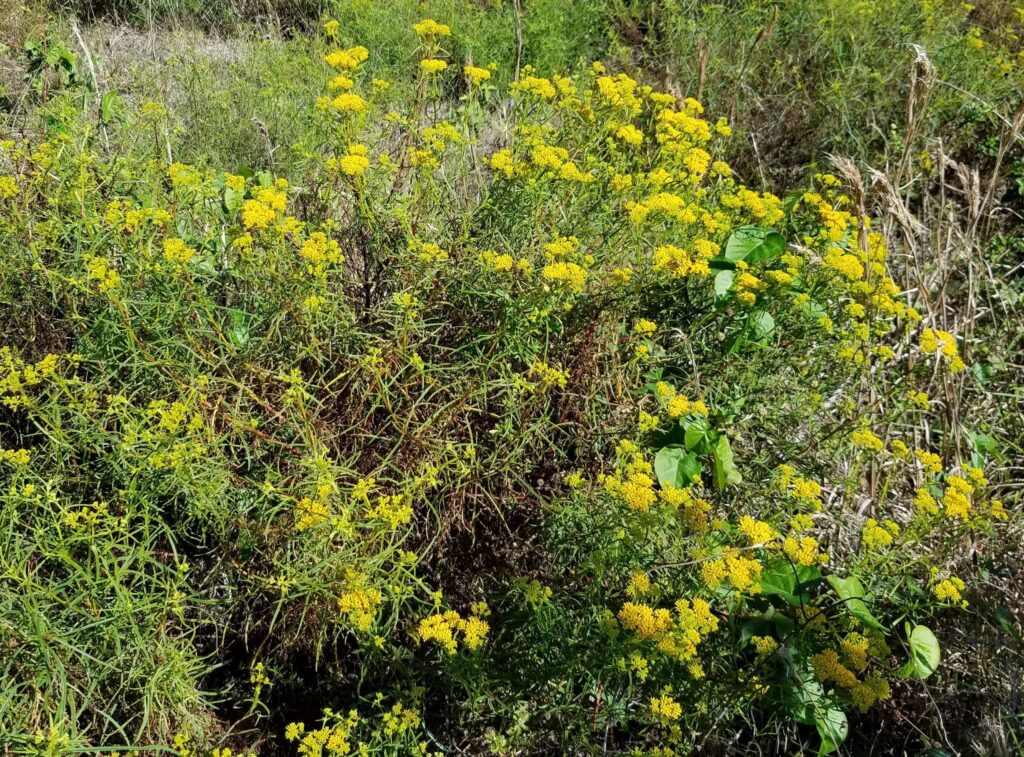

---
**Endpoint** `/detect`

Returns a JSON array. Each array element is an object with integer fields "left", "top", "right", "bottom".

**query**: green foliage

[{"left": 0, "top": 5, "right": 1021, "bottom": 757}]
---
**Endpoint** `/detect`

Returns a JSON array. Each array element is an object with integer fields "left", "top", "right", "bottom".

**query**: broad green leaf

[
  {"left": 714, "top": 268, "right": 734, "bottom": 298},
  {"left": 995, "top": 606, "right": 1015, "bottom": 636},
  {"left": 227, "top": 308, "right": 253, "bottom": 350},
  {"left": 712, "top": 435, "right": 741, "bottom": 490},
  {"left": 684, "top": 419, "right": 710, "bottom": 452},
  {"left": 968, "top": 432, "right": 1002, "bottom": 468},
  {"left": 750, "top": 310, "right": 775, "bottom": 339},
  {"left": 740, "top": 610, "right": 795, "bottom": 643},
  {"left": 761, "top": 560, "right": 821, "bottom": 606},
  {"left": 100, "top": 91, "right": 122, "bottom": 125},
  {"left": 224, "top": 186, "right": 243, "bottom": 213},
  {"left": 802, "top": 298, "right": 826, "bottom": 319},
  {"left": 654, "top": 445, "right": 701, "bottom": 488},
  {"left": 725, "top": 225, "right": 786, "bottom": 264},
  {"left": 970, "top": 361, "right": 993, "bottom": 386},
  {"left": 826, "top": 575, "right": 884, "bottom": 630},
  {"left": 782, "top": 663, "right": 825, "bottom": 725},
  {"left": 815, "top": 706, "right": 848, "bottom": 755},
  {"left": 898, "top": 624, "right": 941, "bottom": 680}
]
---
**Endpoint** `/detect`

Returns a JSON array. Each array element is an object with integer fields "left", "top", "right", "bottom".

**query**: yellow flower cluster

[
  {"left": 512, "top": 75, "right": 558, "bottom": 100},
  {"left": 931, "top": 575, "right": 966, "bottom": 606},
  {"left": 700, "top": 549, "right": 763, "bottom": 593},
  {"left": 168, "top": 162, "right": 201, "bottom": 188},
  {"left": 488, "top": 148, "right": 527, "bottom": 179},
  {"left": 782, "top": 535, "right": 828, "bottom": 566},
  {"left": 416, "top": 608, "right": 490, "bottom": 653},
  {"left": 541, "top": 261, "right": 587, "bottom": 292},
  {"left": 162, "top": 237, "right": 196, "bottom": 264},
  {"left": 734, "top": 261, "right": 766, "bottom": 306},
  {"left": 651, "top": 243, "right": 710, "bottom": 279},
  {"left": 338, "top": 583, "right": 384, "bottom": 632},
  {"left": 380, "top": 702, "right": 422, "bottom": 738},
  {"left": 287, "top": 710, "right": 360, "bottom": 756},
  {"left": 241, "top": 199, "right": 278, "bottom": 230},
  {"left": 596, "top": 74, "right": 643, "bottom": 114},
  {"left": 419, "top": 58, "right": 448, "bottom": 75},
  {"left": 1, "top": 349, "right": 66, "bottom": 410},
  {"left": 338, "top": 144, "right": 370, "bottom": 177},
  {"left": 527, "top": 360, "right": 569, "bottom": 390},
  {"left": 810, "top": 646, "right": 891, "bottom": 713},
  {"left": 412, "top": 18, "right": 451, "bottom": 37},
  {"left": 649, "top": 693, "right": 682, "bottom": 724},
  {"left": 295, "top": 497, "right": 331, "bottom": 531},
  {"left": 810, "top": 648, "right": 857, "bottom": 688},
  {"left": 325, "top": 45, "right": 369, "bottom": 72},
  {"left": 0, "top": 448, "right": 31, "bottom": 466},
  {"left": 840, "top": 632, "right": 870, "bottom": 671},
  {"left": 633, "top": 319, "right": 658, "bottom": 336},
  {"left": 0, "top": 175, "right": 19, "bottom": 198},
  {"left": 618, "top": 598, "right": 718, "bottom": 677},
  {"left": 464, "top": 65, "right": 491, "bottom": 86},
  {"left": 299, "top": 232, "right": 345, "bottom": 267},
  {"left": 739, "top": 515, "right": 778, "bottom": 545},
  {"left": 915, "top": 448, "right": 942, "bottom": 475},
  {"left": 626, "top": 571, "right": 652, "bottom": 597},
  {"left": 861, "top": 518, "right": 899, "bottom": 549},
  {"left": 600, "top": 441, "right": 660, "bottom": 512},
  {"left": 615, "top": 124, "right": 645, "bottom": 146},
  {"left": 411, "top": 241, "right": 448, "bottom": 264},
  {"left": 653, "top": 382, "right": 708, "bottom": 419},
  {"left": 942, "top": 474, "right": 973, "bottom": 519},
  {"left": 851, "top": 427, "right": 884, "bottom": 453},
  {"left": 63, "top": 500, "right": 109, "bottom": 530},
  {"left": 366, "top": 494, "right": 413, "bottom": 529},
  {"left": 85, "top": 255, "right": 121, "bottom": 292},
  {"left": 776, "top": 464, "right": 824, "bottom": 509},
  {"left": 328, "top": 74, "right": 354, "bottom": 91},
  {"left": 920, "top": 328, "right": 966, "bottom": 372},
  {"left": 330, "top": 92, "right": 366, "bottom": 112}
]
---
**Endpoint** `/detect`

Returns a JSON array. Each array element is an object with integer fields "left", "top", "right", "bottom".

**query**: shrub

[{"left": 0, "top": 13, "right": 1017, "bottom": 756}]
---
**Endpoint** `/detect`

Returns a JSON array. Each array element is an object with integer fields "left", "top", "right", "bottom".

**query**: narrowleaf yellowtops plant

[{"left": 0, "top": 10, "right": 1018, "bottom": 757}]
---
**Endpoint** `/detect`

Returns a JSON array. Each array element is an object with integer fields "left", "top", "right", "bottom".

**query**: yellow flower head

[
  {"left": 464, "top": 65, "right": 491, "bottom": 86},
  {"left": 413, "top": 18, "right": 451, "bottom": 37},
  {"left": 420, "top": 58, "right": 449, "bottom": 75}
]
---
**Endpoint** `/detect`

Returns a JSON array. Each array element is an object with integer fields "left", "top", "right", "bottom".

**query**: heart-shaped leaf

[
  {"left": 654, "top": 445, "right": 701, "bottom": 488},
  {"left": 761, "top": 560, "right": 821, "bottom": 606},
  {"left": 816, "top": 705, "right": 848, "bottom": 755},
  {"left": 725, "top": 226, "right": 786, "bottom": 264},
  {"left": 684, "top": 418, "right": 712, "bottom": 452},
  {"left": 898, "top": 624, "right": 940, "bottom": 680}
]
